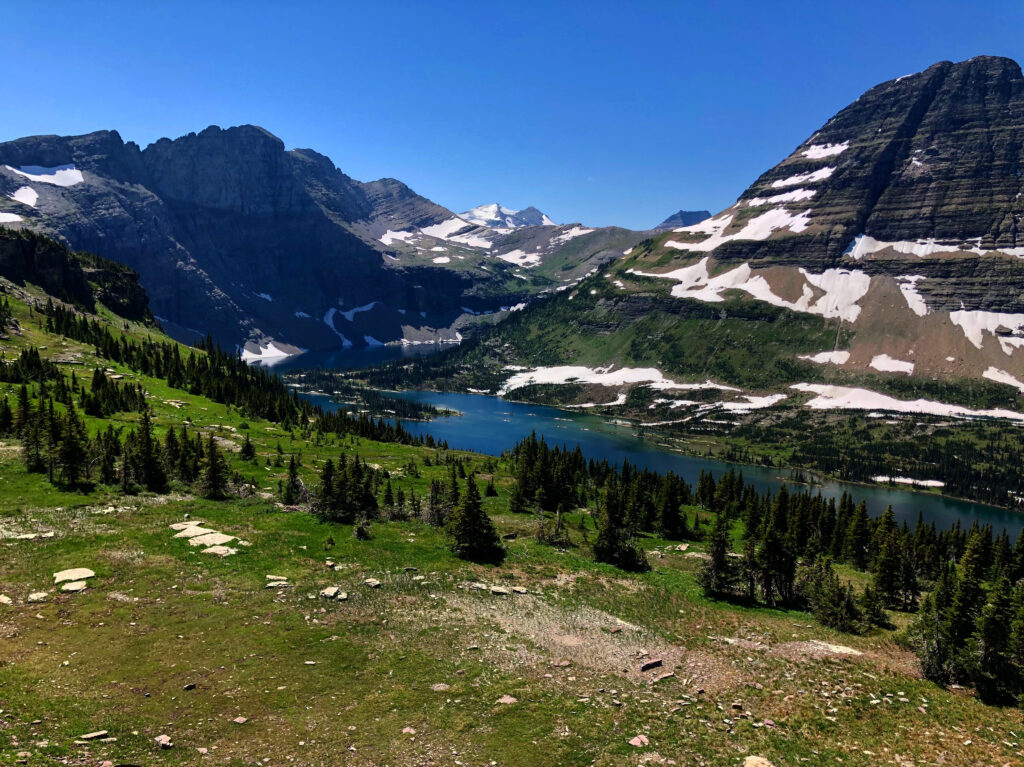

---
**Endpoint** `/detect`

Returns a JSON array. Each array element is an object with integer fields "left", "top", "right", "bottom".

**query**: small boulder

[
  {"left": 496, "top": 695, "right": 517, "bottom": 704},
  {"left": 232, "top": 717, "right": 248, "bottom": 725},
  {"left": 79, "top": 731, "right": 109, "bottom": 741},
  {"left": 319, "top": 586, "right": 340, "bottom": 599},
  {"left": 402, "top": 726, "right": 416, "bottom": 735},
  {"left": 639, "top": 658, "right": 663, "bottom": 673},
  {"left": 363, "top": 578, "right": 381, "bottom": 588},
  {"left": 744, "top": 758, "right": 777, "bottom": 767},
  {"left": 0, "top": 594, "right": 13, "bottom": 605},
  {"left": 628, "top": 734, "right": 650, "bottom": 747},
  {"left": 202, "top": 545, "right": 237, "bottom": 557},
  {"left": 27, "top": 592, "right": 48, "bottom": 603},
  {"left": 61, "top": 581, "right": 88, "bottom": 593},
  {"left": 155, "top": 734, "right": 173, "bottom": 749},
  {"left": 490, "top": 586, "right": 510, "bottom": 596}
]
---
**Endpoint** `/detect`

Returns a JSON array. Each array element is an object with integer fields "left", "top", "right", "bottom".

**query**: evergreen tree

[
  {"left": 240, "top": 432, "right": 256, "bottom": 461},
  {"left": 699, "top": 512, "right": 737, "bottom": 597},
  {"left": 446, "top": 475, "right": 504, "bottom": 564},
  {"left": 56, "top": 403, "right": 87, "bottom": 486},
  {"left": 282, "top": 454, "right": 302, "bottom": 504},
  {"left": 872, "top": 531, "right": 903, "bottom": 608},
  {"left": 199, "top": 433, "right": 229, "bottom": 499},
  {"left": 593, "top": 476, "right": 649, "bottom": 572},
  {"left": 973, "top": 576, "right": 1018, "bottom": 703},
  {"left": 0, "top": 395, "right": 12, "bottom": 435}
]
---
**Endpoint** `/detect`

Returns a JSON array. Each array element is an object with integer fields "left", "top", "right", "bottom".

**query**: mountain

[
  {"left": 460, "top": 203, "right": 556, "bottom": 229},
  {"left": 391, "top": 56, "right": 1024, "bottom": 417},
  {"left": 0, "top": 126, "right": 643, "bottom": 359},
  {"left": 654, "top": 210, "right": 711, "bottom": 230}
]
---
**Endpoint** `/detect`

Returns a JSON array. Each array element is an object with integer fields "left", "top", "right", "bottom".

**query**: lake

[{"left": 303, "top": 387, "right": 1024, "bottom": 538}]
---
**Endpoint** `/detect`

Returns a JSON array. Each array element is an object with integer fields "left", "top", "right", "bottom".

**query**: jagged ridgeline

[{"left": 0, "top": 126, "right": 642, "bottom": 356}]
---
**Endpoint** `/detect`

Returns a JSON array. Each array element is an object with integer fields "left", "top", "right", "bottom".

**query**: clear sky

[{"left": 2, "top": 1, "right": 1022, "bottom": 229}]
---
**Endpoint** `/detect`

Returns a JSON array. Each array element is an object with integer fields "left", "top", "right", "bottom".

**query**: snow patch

[
  {"left": 256, "top": 292, "right": 272, "bottom": 302},
  {"left": 498, "top": 365, "right": 738, "bottom": 397},
  {"left": 630, "top": 259, "right": 870, "bottom": 323},
  {"left": 380, "top": 229, "right": 415, "bottom": 246},
  {"left": 497, "top": 249, "right": 541, "bottom": 268},
  {"left": 792, "top": 383, "right": 1024, "bottom": 422},
  {"left": 721, "top": 394, "right": 788, "bottom": 412},
  {"left": 949, "top": 310, "right": 1024, "bottom": 352},
  {"left": 983, "top": 367, "right": 1024, "bottom": 393},
  {"left": 0, "top": 212, "right": 22, "bottom": 223},
  {"left": 664, "top": 207, "right": 811, "bottom": 253},
  {"left": 340, "top": 302, "right": 379, "bottom": 321},
  {"left": 799, "top": 350, "right": 850, "bottom": 365},
  {"left": 241, "top": 341, "right": 304, "bottom": 366},
  {"left": 771, "top": 167, "right": 835, "bottom": 188},
  {"left": 6, "top": 164, "right": 84, "bottom": 187},
  {"left": 872, "top": 476, "right": 945, "bottom": 488},
  {"left": 674, "top": 214, "right": 732, "bottom": 235},
  {"left": 323, "top": 308, "right": 353, "bottom": 348},
  {"left": 421, "top": 217, "right": 470, "bottom": 239},
  {"left": 747, "top": 188, "right": 816, "bottom": 206},
  {"left": 551, "top": 226, "right": 595, "bottom": 245},
  {"left": 802, "top": 141, "right": 849, "bottom": 159},
  {"left": 895, "top": 275, "right": 929, "bottom": 316},
  {"left": 432, "top": 256, "right": 451, "bottom": 264},
  {"left": 869, "top": 354, "right": 914, "bottom": 375},
  {"left": 8, "top": 186, "right": 38, "bottom": 207}
]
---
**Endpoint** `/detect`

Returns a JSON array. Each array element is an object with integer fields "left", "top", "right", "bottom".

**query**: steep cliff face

[
  {"left": 0, "top": 125, "right": 641, "bottom": 355},
  {"left": 0, "top": 226, "right": 151, "bottom": 321}
]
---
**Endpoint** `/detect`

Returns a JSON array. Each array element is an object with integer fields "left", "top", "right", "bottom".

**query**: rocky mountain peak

[
  {"left": 654, "top": 210, "right": 711, "bottom": 230},
  {"left": 460, "top": 203, "right": 556, "bottom": 229}
]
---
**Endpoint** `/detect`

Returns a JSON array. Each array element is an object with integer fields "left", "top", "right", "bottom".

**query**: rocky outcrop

[
  {"left": 0, "top": 227, "right": 151, "bottom": 321},
  {"left": 654, "top": 210, "right": 711, "bottom": 230}
]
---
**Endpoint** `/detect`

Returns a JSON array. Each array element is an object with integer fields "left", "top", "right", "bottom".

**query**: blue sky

[{"left": 2, "top": 1, "right": 1021, "bottom": 229}]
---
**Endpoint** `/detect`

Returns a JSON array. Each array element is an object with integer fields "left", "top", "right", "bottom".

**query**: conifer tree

[
  {"left": 199, "top": 433, "right": 229, "bottom": 499},
  {"left": 446, "top": 475, "right": 504, "bottom": 564},
  {"left": 973, "top": 575, "right": 1017, "bottom": 703},
  {"left": 0, "top": 395, "right": 12, "bottom": 435},
  {"left": 240, "top": 432, "right": 256, "bottom": 461},
  {"left": 699, "top": 512, "right": 737, "bottom": 597},
  {"left": 282, "top": 454, "right": 302, "bottom": 504}
]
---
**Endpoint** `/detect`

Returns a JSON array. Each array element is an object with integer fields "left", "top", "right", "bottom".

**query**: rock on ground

[{"left": 53, "top": 568, "right": 95, "bottom": 584}]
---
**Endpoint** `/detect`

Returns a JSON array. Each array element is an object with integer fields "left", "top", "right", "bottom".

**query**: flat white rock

[
  {"left": 61, "top": 581, "right": 88, "bottom": 593},
  {"left": 53, "top": 568, "right": 95, "bottom": 584},
  {"left": 174, "top": 526, "right": 217, "bottom": 539},
  {"left": 188, "top": 532, "right": 235, "bottom": 547}
]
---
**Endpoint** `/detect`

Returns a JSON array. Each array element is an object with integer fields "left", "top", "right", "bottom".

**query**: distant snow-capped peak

[{"left": 460, "top": 203, "right": 556, "bottom": 229}]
